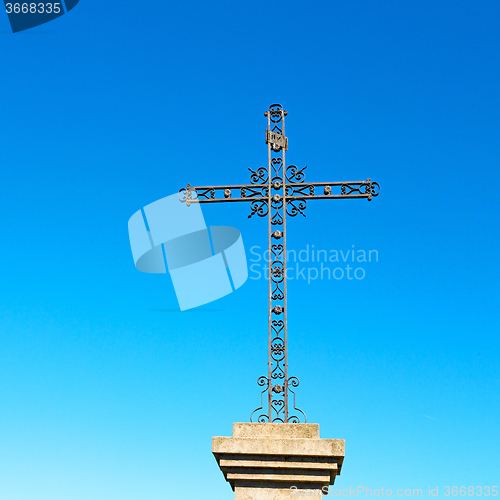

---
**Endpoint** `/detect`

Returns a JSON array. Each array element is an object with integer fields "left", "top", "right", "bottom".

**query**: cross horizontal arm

[{"left": 285, "top": 178, "right": 380, "bottom": 201}]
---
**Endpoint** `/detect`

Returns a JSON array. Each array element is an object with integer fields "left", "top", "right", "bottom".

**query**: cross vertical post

[{"left": 265, "top": 105, "right": 292, "bottom": 423}]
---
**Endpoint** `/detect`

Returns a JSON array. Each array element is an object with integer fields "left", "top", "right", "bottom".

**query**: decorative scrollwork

[
  {"left": 249, "top": 166, "right": 268, "bottom": 185},
  {"left": 339, "top": 180, "right": 381, "bottom": 199},
  {"left": 367, "top": 180, "right": 380, "bottom": 198},
  {"left": 271, "top": 284, "right": 284, "bottom": 301},
  {"left": 271, "top": 320, "right": 284, "bottom": 336},
  {"left": 250, "top": 376, "right": 270, "bottom": 423},
  {"left": 248, "top": 200, "right": 269, "bottom": 219},
  {"left": 271, "top": 265, "right": 284, "bottom": 278},
  {"left": 178, "top": 184, "right": 196, "bottom": 206},
  {"left": 271, "top": 365, "right": 285, "bottom": 380},
  {"left": 271, "top": 210, "right": 283, "bottom": 226},
  {"left": 286, "top": 165, "right": 307, "bottom": 183},
  {"left": 271, "top": 337, "right": 285, "bottom": 359},
  {"left": 241, "top": 185, "right": 268, "bottom": 199},
  {"left": 187, "top": 187, "right": 215, "bottom": 200},
  {"left": 267, "top": 103, "right": 284, "bottom": 135},
  {"left": 286, "top": 199, "right": 307, "bottom": 217},
  {"left": 286, "top": 376, "right": 307, "bottom": 423},
  {"left": 271, "top": 342, "right": 285, "bottom": 359},
  {"left": 271, "top": 397, "right": 285, "bottom": 422},
  {"left": 271, "top": 244, "right": 283, "bottom": 259},
  {"left": 285, "top": 184, "right": 311, "bottom": 197},
  {"left": 271, "top": 157, "right": 283, "bottom": 177}
]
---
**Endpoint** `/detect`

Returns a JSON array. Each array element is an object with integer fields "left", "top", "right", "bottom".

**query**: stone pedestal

[{"left": 212, "top": 423, "right": 344, "bottom": 499}]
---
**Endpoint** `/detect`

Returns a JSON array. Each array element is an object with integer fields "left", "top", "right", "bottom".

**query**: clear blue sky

[{"left": 1, "top": 1, "right": 499, "bottom": 499}]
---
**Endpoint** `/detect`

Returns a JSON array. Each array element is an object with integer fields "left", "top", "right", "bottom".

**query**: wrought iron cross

[{"left": 179, "top": 104, "right": 380, "bottom": 423}]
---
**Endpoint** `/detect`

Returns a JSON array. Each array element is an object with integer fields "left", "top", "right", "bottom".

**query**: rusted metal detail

[
  {"left": 179, "top": 104, "right": 380, "bottom": 424},
  {"left": 266, "top": 129, "right": 288, "bottom": 152}
]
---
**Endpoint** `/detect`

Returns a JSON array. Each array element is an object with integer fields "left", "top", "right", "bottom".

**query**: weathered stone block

[{"left": 212, "top": 423, "right": 345, "bottom": 499}]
